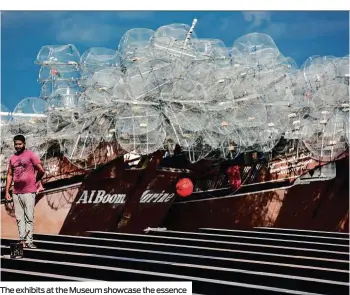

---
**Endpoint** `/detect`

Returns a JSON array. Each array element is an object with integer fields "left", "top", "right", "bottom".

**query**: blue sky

[{"left": 1, "top": 11, "right": 349, "bottom": 111}]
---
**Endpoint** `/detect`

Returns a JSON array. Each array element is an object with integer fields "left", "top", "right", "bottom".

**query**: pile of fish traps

[{"left": 1, "top": 19, "right": 349, "bottom": 169}]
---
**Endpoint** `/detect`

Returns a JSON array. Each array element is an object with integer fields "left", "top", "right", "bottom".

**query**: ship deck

[{"left": 1, "top": 227, "right": 349, "bottom": 294}]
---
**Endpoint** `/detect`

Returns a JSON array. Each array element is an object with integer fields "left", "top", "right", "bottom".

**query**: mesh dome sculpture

[{"left": 1, "top": 18, "right": 348, "bottom": 170}]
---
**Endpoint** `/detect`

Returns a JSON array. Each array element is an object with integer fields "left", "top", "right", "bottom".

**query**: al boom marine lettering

[{"left": 76, "top": 190, "right": 175, "bottom": 204}]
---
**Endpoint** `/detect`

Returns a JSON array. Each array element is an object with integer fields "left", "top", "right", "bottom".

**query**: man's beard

[{"left": 15, "top": 147, "right": 25, "bottom": 154}]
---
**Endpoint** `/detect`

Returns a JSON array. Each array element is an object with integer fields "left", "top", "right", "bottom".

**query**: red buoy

[{"left": 176, "top": 178, "right": 193, "bottom": 197}]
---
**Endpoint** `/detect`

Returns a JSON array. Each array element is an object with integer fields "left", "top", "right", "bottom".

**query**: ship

[{"left": 1, "top": 18, "right": 349, "bottom": 240}]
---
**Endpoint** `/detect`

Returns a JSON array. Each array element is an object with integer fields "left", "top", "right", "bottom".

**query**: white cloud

[
  {"left": 51, "top": 13, "right": 119, "bottom": 45},
  {"left": 55, "top": 19, "right": 114, "bottom": 44},
  {"left": 1, "top": 11, "right": 65, "bottom": 28},
  {"left": 263, "top": 23, "right": 287, "bottom": 38},
  {"left": 240, "top": 12, "right": 348, "bottom": 41},
  {"left": 2, "top": 11, "right": 155, "bottom": 47},
  {"left": 242, "top": 12, "right": 271, "bottom": 28},
  {"left": 50, "top": 12, "right": 155, "bottom": 45},
  {"left": 0, "top": 11, "right": 117, "bottom": 45},
  {"left": 264, "top": 19, "right": 349, "bottom": 39}
]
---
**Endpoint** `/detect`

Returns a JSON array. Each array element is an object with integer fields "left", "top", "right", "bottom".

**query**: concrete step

[
  {"left": 252, "top": 227, "right": 350, "bottom": 239},
  {"left": 25, "top": 232, "right": 349, "bottom": 261},
  {"left": 0, "top": 255, "right": 325, "bottom": 295},
  {"left": 0, "top": 268, "right": 99, "bottom": 281},
  {"left": 2, "top": 235, "right": 348, "bottom": 272},
  {"left": 2, "top": 248, "right": 347, "bottom": 295},
  {"left": 1, "top": 243, "right": 348, "bottom": 284},
  {"left": 2, "top": 226, "right": 348, "bottom": 295},
  {"left": 196, "top": 228, "right": 349, "bottom": 245},
  {"left": 85, "top": 231, "right": 349, "bottom": 260}
]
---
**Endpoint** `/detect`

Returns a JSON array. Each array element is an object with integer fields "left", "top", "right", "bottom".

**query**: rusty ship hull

[{"left": 1, "top": 148, "right": 348, "bottom": 239}]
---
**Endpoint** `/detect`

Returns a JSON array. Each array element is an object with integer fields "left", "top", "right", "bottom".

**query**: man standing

[{"left": 5, "top": 135, "right": 45, "bottom": 248}]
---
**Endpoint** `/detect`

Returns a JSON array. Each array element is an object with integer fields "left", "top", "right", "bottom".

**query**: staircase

[{"left": 1, "top": 227, "right": 349, "bottom": 294}]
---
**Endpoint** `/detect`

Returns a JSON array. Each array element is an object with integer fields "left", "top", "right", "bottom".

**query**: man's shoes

[{"left": 25, "top": 243, "right": 37, "bottom": 249}]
